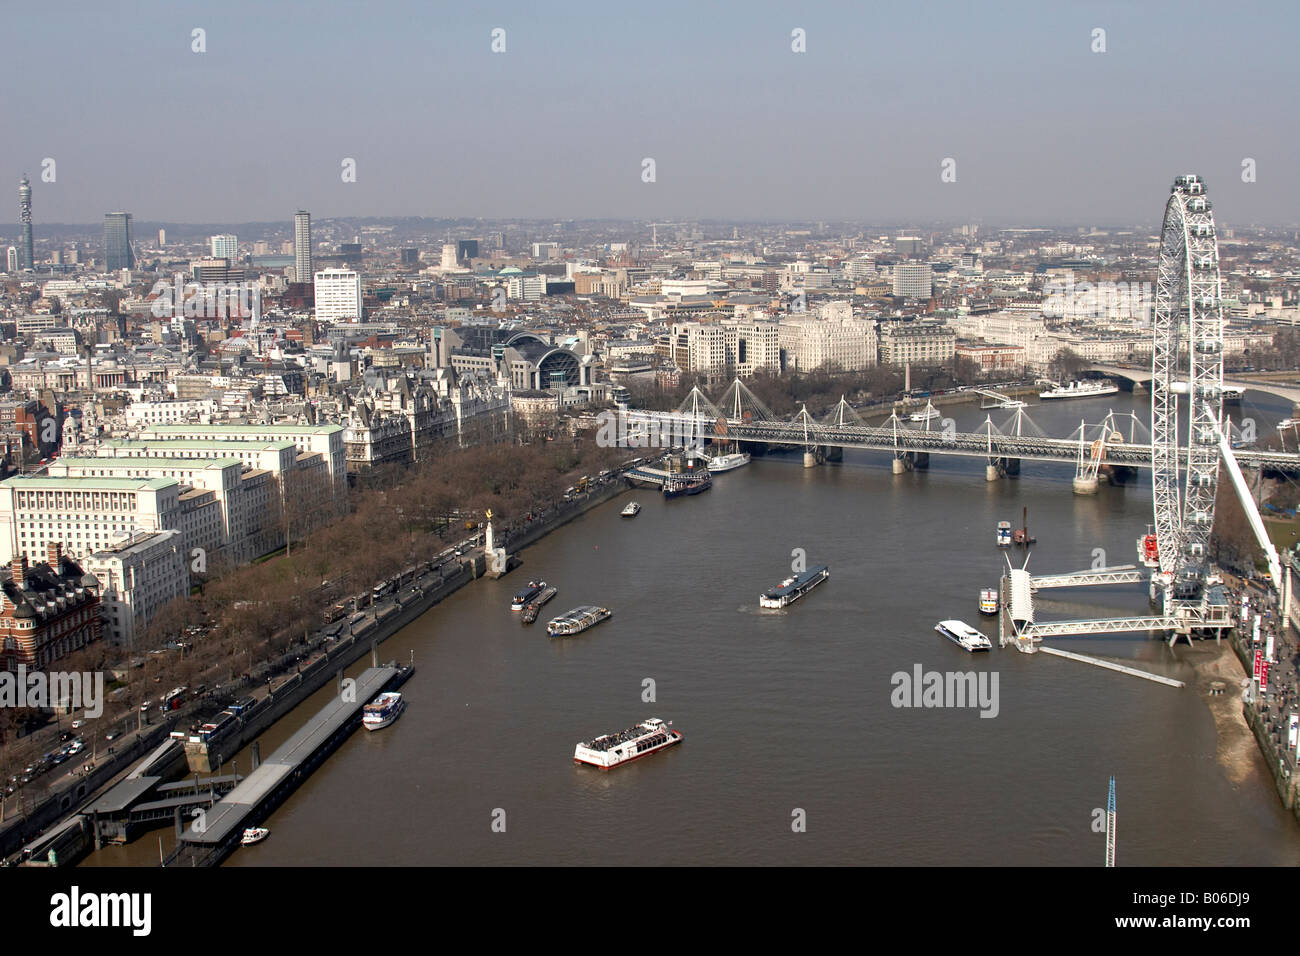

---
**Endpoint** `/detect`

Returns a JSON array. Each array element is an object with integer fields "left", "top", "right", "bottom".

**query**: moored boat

[
  {"left": 663, "top": 472, "right": 712, "bottom": 498},
  {"left": 708, "top": 451, "right": 751, "bottom": 472},
  {"left": 1039, "top": 379, "right": 1119, "bottom": 400},
  {"left": 521, "top": 585, "right": 558, "bottom": 624},
  {"left": 979, "top": 589, "right": 998, "bottom": 615},
  {"left": 241, "top": 827, "right": 270, "bottom": 845},
  {"left": 573, "top": 717, "right": 682, "bottom": 770},
  {"left": 935, "top": 619, "right": 992, "bottom": 652},
  {"left": 362, "top": 691, "right": 405, "bottom": 731},
  {"left": 996, "top": 521, "right": 1012, "bottom": 547},
  {"left": 511, "top": 580, "right": 547, "bottom": 611}
]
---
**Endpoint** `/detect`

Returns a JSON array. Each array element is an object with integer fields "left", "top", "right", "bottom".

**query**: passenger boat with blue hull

[
  {"left": 759, "top": 565, "right": 830, "bottom": 609},
  {"left": 362, "top": 691, "right": 406, "bottom": 730},
  {"left": 573, "top": 717, "right": 682, "bottom": 770},
  {"left": 935, "top": 619, "right": 992, "bottom": 652},
  {"left": 511, "top": 580, "right": 547, "bottom": 611}
]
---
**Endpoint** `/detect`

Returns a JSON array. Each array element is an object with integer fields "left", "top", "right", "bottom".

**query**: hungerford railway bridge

[
  {"left": 614, "top": 174, "right": 1300, "bottom": 651},
  {"left": 616, "top": 384, "right": 1300, "bottom": 484}
]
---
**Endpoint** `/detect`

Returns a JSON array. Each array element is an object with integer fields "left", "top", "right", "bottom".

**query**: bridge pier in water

[
  {"left": 892, "top": 451, "right": 929, "bottom": 474},
  {"left": 1073, "top": 475, "right": 1100, "bottom": 495},
  {"left": 803, "top": 446, "right": 828, "bottom": 468},
  {"left": 985, "top": 456, "right": 1018, "bottom": 481}
]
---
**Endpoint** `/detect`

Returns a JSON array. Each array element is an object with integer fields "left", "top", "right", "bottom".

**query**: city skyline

[{"left": 2, "top": 1, "right": 1298, "bottom": 226}]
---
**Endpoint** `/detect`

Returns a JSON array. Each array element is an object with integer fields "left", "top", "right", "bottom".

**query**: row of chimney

[{"left": 9, "top": 542, "right": 64, "bottom": 589}]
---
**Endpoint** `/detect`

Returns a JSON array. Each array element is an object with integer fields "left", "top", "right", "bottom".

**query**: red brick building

[{"left": 0, "top": 544, "right": 102, "bottom": 671}]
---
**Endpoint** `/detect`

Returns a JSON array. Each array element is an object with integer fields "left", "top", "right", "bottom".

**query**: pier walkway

[
  {"left": 165, "top": 665, "right": 401, "bottom": 867},
  {"left": 1037, "top": 646, "right": 1185, "bottom": 688}
]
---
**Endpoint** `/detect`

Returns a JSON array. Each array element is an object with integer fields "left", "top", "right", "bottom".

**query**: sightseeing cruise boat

[
  {"left": 510, "top": 580, "right": 548, "bottom": 611},
  {"left": 979, "top": 589, "right": 998, "bottom": 615},
  {"left": 573, "top": 717, "right": 682, "bottom": 770},
  {"left": 362, "top": 691, "right": 406, "bottom": 731},
  {"left": 547, "top": 605, "right": 612, "bottom": 638},
  {"left": 663, "top": 471, "right": 712, "bottom": 498},
  {"left": 1039, "top": 379, "right": 1119, "bottom": 400},
  {"left": 759, "top": 565, "right": 830, "bottom": 609},
  {"left": 909, "top": 405, "right": 941, "bottom": 422},
  {"left": 996, "top": 521, "right": 1013, "bottom": 547},
  {"left": 935, "top": 619, "right": 993, "bottom": 652},
  {"left": 521, "top": 585, "right": 558, "bottom": 624},
  {"left": 241, "top": 827, "right": 270, "bottom": 845},
  {"left": 620, "top": 501, "right": 641, "bottom": 517},
  {"left": 708, "top": 451, "right": 751, "bottom": 472}
]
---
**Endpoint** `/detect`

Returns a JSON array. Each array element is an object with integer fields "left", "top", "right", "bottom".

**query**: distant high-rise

[
  {"left": 294, "top": 211, "right": 312, "bottom": 283},
  {"left": 104, "top": 212, "right": 135, "bottom": 271},
  {"left": 457, "top": 239, "right": 480, "bottom": 262},
  {"left": 5, "top": 247, "right": 17, "bottom": 273},
  {"left": 211, "top": 234, "right": 238, "bottom": 260},
  {"left": 892, "top": 262, "right": 932, "bottom": 298},
  {"left": 313, "top": 268, "right": 362, "bottom": 322},
  {"left": 158, "top": 228, "right": 166, "bottom": 247},
  {"left": 17, "top": 175, "right": 34, "bottom": 271}
]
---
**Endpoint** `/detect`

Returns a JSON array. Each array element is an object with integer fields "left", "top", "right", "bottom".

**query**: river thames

[{"left": 83, "top": 389, "right": 1300, "bottom": 866}]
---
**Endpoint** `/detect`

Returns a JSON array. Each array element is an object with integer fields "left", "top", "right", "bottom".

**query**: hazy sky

[{"left": 3, "top": 0, "right": 1298, "bottom": 227}]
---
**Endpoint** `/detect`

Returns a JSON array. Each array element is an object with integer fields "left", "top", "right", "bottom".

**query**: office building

[
  {"left": 892, "top": 262, "right": 932, "bottom": 298},
  {"left": 779, "top": 316, "right": 878, "bottom": 372},
  {"left": 104, "top": 212, "right": 135, "bottom": 271},
  {"left": 83, "top": 531, "right": 188, "bottom": 645},
  {"left": 210, "top": 234, "right": 238, "bottom": 260},
  {"left": 314, "top": 268, "right": 363, "bottom": 322},
  {"left": 878, "top": 321, "right": 956, "bottom": 366},
  {"left": 294, "top": 210, "right": 312, "bottom": 283}
]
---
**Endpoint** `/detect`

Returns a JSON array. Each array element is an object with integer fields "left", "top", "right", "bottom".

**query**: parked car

[{"left": 70, "top": 719, "right": 85, "bottom": 729}]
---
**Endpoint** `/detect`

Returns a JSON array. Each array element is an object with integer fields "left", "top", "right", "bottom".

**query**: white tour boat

[
  {"left": 241, "top": 827, "right": 270, "bottom": 845},
  {"left": 620, "top": 501, "right": 641, "bottom": 517},
  {"left": 362, "top": 691, "right": 405, "bottom": 731},
  {"left": 573, "top": 717, "right": 682, "bottom": 770},
  {"left": 708, "top": 451, "right": 751, "bottom": 472},
  {"left": 935, "top": 619, "right": 993, "bottom": 652},
  {"left": 978, "top": 589, "right": 998, "bottom": 615},
  {"left": 1038, "top": 379, "right": 1119, "bottom": 400}
]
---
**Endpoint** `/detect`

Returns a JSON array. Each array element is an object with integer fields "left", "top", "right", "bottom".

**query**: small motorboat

[{"left": 241, "top": 827, "right": 270, "bottom": 845}]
